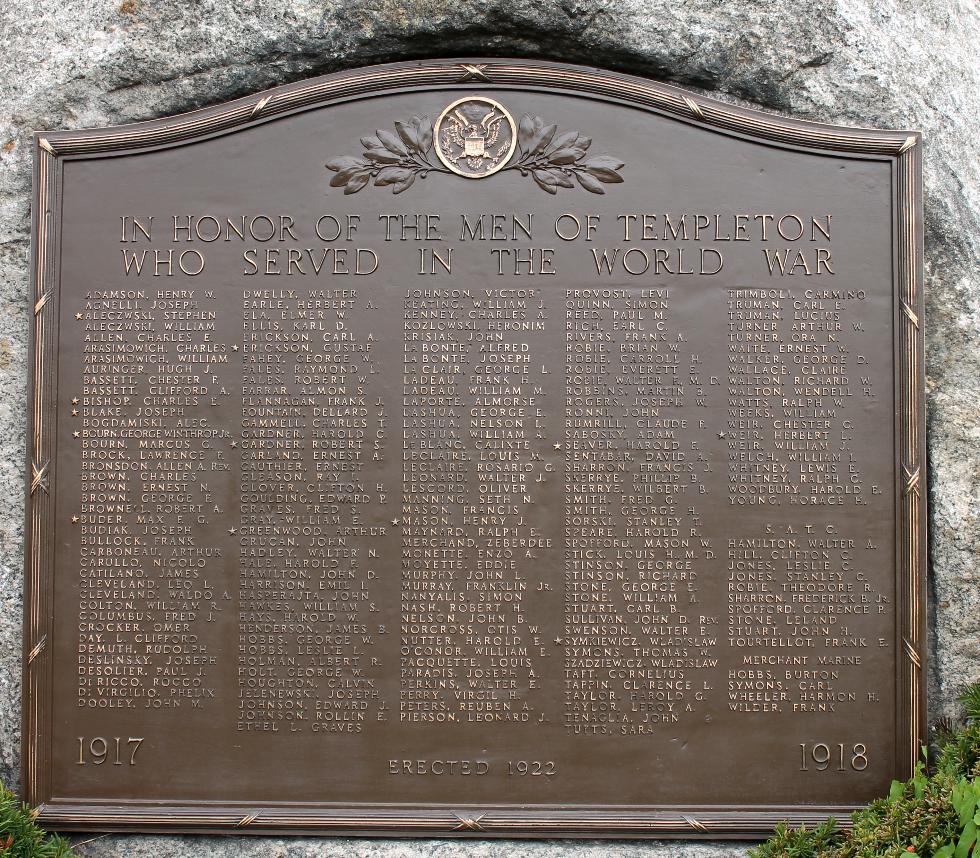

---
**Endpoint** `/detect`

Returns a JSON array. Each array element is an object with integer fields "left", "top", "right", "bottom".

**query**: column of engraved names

[
  {"left": 562, "top": 288, "right": 716, "bottom": 736},
  {"left": 400, "top": 288, "right": 471, "bottom": 723},
  {"left": 612, "top": 288, "right": 717, "bottom": 725},
  {"left": 725, "top": 286, "right": 885, "bottom": 718},
  {"left": 780, "top": 288, "right": 886, "bottom": 717},
  {"left": 465, "top": 286, "right": 545, "bottom": 724},
  {"left": 76, "top": 287, "right": 225, "bottom": 713},
  {"left": 237, "top": 288, "right": 382, "bottom": 735},
  {"left": 400, "top": 287, "right": 546, "bottom": 726},
  {"left": 725, "top": 285, "right": 797, "bottom": 716}
]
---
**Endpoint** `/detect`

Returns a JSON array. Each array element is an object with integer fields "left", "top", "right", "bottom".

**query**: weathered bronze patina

[{"left": 23, "top": 58, "right": 925, "bottom": 838}]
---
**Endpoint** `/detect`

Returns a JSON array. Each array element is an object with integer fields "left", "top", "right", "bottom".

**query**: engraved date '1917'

[{"left": 76, "top": 737, "right": 143, "bottom": 766}]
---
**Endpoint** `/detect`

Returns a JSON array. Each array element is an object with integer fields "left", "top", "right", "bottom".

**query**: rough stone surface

[
  {"left": 1, "top": 1, "right": 978, "bottom": 855},
  {"left": 64, "top": 836, "right": 750, "bottom": 857}
]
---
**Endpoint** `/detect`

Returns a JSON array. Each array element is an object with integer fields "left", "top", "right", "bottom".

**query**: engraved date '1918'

[{"left": 800, "top": 743, "right": 868, "bottom": 772}]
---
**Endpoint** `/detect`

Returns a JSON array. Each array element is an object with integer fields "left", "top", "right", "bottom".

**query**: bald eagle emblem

[{"left": 434, "top": 97, "right": 516, "bottom": 178}]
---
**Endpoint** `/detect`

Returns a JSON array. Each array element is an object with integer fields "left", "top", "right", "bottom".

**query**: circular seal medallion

[{"left": 434, "top": 96, "right": 517, "bottom": 179}]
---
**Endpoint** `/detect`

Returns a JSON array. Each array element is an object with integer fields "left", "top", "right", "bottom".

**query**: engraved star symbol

[
  {"left": 717, "top": 431, "right": 727, "bottom": 438},
  {"left": 232, "top": 344, "right": 239, "bottom": 352},
  {"left": 74, "top": 312, "right": 83, "bottom": 320},
  {"left": 553, "top": 442, "right": 562, "bottom": 450},
  {"left": 71, "top": 409, "right": 78, "bottom": 416},
  {"left": 391, "top": 519, "right": 400, "bottom": 526},
  {"left": 71, "top": 398, "right": 79, "bottom": 405},
  {"left": 554, "top": 637, "right": 563, "bottom": 645},
  {"left": 71, "top": 515, "right": 79, "bottom": 523},
  {"left": 228, "top": 527, "right": 237, "bottom": 535},
  {"left": 229, "top": 440, "right": 238, "bottom": 448},
  {"left": 72, "top": 431, "right": 80, "bottom": 438}
]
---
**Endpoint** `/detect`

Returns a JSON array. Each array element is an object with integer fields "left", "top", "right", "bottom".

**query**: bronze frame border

[{"left": 23, "top": 57, "right": 926, "bottom": 839}]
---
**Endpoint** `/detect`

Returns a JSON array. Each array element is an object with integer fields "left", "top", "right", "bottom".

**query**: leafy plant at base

[
  {"left": 960, "top": 685, "right": 980, "bottom": 723},
  {"left": 748, "top": 818, "right": 842, "bottom": 858},
  {"left": 749, "top": 681, "right": 980, "bottom": 858},
  {"left": 0, "top": 784, "right": 75, "bottom": 857},
  {"left": 837, "top": 758, "right": 962, "bottom": 858},
  {"left": 937, "top": 723, "right": 980, "bottom": 782},
  {"left": 939, "top": 685, "right": 980, "bottom": 782}
]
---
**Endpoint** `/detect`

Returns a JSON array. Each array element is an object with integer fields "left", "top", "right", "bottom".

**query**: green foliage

[
  {"left": 748, "top": 818, "right": 842, "bottom": 858},
  {"left": 937, "top": 723, "right": 980, "bottom": 781},
  {"left": 935, "top": 777, "right": 980, "bottom": 857},
  {"left": 961, "top": 684, "right": 980, "bottom": 724},
  {"left": 751, "top": 681, "right": 980, "bottom": 858},
  {"left": 837, "top": 760, "right": 962, "bottom": 858},
  {"left": 0, "top": 785, "right": 75, "bottom": 858}
]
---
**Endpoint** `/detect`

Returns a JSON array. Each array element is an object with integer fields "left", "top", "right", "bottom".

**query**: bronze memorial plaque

[{"left": 23, "top": 59, "right": 925, "bottom": 838}]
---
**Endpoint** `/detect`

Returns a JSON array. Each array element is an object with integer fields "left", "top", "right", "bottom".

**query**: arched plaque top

[
  {"left": 35, "top": 58, "right": 919, "bottom": 159},
  {"left": 24, "top": 57, "right": 924, "bottom": 840}
]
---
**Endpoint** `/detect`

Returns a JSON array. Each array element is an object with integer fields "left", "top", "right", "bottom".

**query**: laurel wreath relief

[{"left": 325, "top": 113, "right": 625, "bottom": 195}]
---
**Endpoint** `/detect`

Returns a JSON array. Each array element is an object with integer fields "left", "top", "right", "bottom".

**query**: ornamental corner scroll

[{"left": 325, "top": 95, "right": 626, "bottom": 195}]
